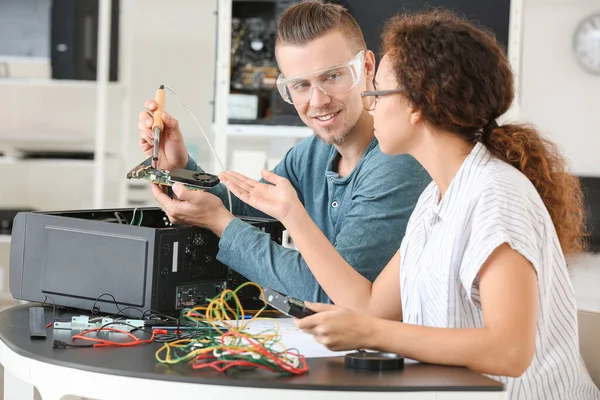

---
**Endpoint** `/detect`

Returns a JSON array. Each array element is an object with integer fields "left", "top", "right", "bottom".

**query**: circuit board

[
  {"left": 263, "top": 287, "right": 315, "bottom": 319},
  {"left": 126, "top": 157, "right": 219, "bottom": 191}
]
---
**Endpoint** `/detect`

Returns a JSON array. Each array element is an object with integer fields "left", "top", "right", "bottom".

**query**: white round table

[{"left": 0, "top": 304, "right": 507, "bottom": 400}]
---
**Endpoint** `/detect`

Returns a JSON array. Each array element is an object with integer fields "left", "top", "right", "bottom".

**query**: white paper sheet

[{"left": 240, "top": 318, "right": 351, "bottom": 358}]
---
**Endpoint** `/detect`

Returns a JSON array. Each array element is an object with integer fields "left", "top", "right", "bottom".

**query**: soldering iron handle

[{"left": 152, "top": 85, "right": 165, "bottom": 133}]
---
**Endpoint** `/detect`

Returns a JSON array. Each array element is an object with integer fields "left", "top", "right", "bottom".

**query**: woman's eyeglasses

[{"left": 361, "top": 89, "right": 404, "bottom": 111}]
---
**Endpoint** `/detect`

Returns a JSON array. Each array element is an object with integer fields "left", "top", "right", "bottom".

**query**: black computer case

[{"left": 10, "top": 208, "right": 283, "bottom": 316}]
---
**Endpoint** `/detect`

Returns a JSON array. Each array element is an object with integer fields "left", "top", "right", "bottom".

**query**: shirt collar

[
  {"left": 431, "top": 142, "right": 489, "bottom": 220},
  {"left": 325, "top": 137, "right": 378, "bottom": 183}
]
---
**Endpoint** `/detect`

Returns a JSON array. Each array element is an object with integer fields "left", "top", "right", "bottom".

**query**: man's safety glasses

[{"left": 276, "top": 51, "right": 365, "bottom": 105}]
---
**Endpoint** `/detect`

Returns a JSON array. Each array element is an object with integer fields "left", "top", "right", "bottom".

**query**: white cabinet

[
  {"left": 0, "top": 158, "right": 27, "bottom": 208},
  {"left": 0, "top": 80, "right": 124, "bottom": 156},
  {"left": 0, "top": 239, "right": 15, "bottom": 307},
  {"left": 24, "top": 158, "right": 122, "bottom": 211},
  {"left": 0, "top": 157, "right": 121, "bottom": 212}
]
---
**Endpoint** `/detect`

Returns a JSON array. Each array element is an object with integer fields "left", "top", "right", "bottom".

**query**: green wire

[
  {"left": 130, "top": 208, "right": 137, "bottom": 225},
  {"left": 129, "top": 208, "right": 144, "bottom": 226},
  {"left": 155, "top": 284, "right": 298, "bottom": 374}
]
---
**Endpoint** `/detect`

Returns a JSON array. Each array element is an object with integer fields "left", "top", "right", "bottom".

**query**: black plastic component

[
  {"left": 264, "top": 287, "right": 315, "bottom": 318},
  {"left": 344, "top": 351, "right": 405, "bottom": 371},
  {"left": 29, "top": 307, "right": 47, "bottom": 339},
  {"left": 169, "top": 169, "right": 220, "bottom": 188}
]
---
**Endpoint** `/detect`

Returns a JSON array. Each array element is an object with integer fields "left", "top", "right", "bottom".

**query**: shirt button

[
  {"left": 329, "top": 177, "right": 334, "bottom": 182},
  {"left": 332, "top": 201, "right": 338, "bottom": 208}
]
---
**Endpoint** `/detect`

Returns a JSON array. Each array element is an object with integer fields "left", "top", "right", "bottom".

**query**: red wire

[
  {"left": 193, "top": 359, "right": 284, "bottom": 373},
  {"left": 192, "top": 331, "right": 308, "bottom": 375},
  {"left": 71, "top": 327, "right": 156, "bottom": 347},
  {"left": 65, "top": 317, "right": 307, "bottom": 375},
  {"left": 221, "top": 331, "right": 308, "bottom": 373}
]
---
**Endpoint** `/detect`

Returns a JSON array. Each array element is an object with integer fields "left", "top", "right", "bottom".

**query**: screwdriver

[{"left": 152, "top": 85, "right": 165, "bottom": 168}]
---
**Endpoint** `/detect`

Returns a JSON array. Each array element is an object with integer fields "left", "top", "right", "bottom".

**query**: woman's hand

[
  {"left": 219, "top": 169, "right": 302, "bottom": 224},
  {"left": 294, "top": 302, "right": 378, "bottom": 352}
]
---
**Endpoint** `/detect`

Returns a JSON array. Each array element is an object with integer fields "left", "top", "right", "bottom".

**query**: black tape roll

[{"left": 344, "top": 351, "right": 405, "bottom": 371}]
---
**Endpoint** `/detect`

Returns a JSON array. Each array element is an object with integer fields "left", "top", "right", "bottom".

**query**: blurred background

[{"left": 0, "top": 0, "right": 598, "bottom": 311}]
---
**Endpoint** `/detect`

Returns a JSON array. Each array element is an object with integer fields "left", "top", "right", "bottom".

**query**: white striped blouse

[{"left": 399, "top": 142, "right": 600, "bottom": 400}]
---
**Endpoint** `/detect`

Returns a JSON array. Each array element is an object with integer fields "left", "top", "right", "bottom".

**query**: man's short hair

[{"left": 276, "top": 1, "right": 367, "bottom": 56}]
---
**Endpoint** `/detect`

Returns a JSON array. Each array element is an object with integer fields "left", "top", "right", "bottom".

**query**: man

[{"left": 138, "top": 1, "right": 430, "bottom": 302}]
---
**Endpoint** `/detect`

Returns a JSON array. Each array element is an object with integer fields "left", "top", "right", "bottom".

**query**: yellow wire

[{"left": 156, "top": 282, "right": 292, "bottom": 365}]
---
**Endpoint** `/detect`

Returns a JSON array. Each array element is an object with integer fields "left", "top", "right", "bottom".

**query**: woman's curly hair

[{"left": 381, "top": 9, "right": 586, "bottom": 255}]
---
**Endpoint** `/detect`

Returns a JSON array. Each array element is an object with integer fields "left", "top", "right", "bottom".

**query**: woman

[{"left": 218, "top": 10, "right": 600, "bottom": 400}]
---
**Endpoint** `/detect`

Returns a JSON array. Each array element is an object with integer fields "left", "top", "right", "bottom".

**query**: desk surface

[{"left": 0, "top": 304, "right": 504, "bottom": 393}]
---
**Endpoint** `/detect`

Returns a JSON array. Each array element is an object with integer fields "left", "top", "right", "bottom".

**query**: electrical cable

[
  {"left": 89, "top": 293, "right": 188, "bottom": 325},
  {"left": 53, "top": 285, "right": 309, "bottom": 375},
  {"left": 110, "top": 306, "right": 145, "bottom": 319},
  {"left": 114, "top": 211, "right": 127, "bottom": 224},
  {"left": 57, "top": 323, "right": 156, "bottom": 348},
  {"left": 91, "top": 293, "right": 134, "bottom": 317},
  {"left": 89, "top": 293, "right": 179, "bottom": 323},
  {"left": 163, "top": 85, "right": 233, "bottom": 214},
  {"left": 155, "top": 282, "right": 308, "bottom": 376},
  {"left": 41, "top": 295, "right": 57, "bottom": 329},
  {"left": 129, "top": 208, "right": 143, "bottom": 226},
  {"left": 141, "top": 309, "right": 180, "bottom": 324}
]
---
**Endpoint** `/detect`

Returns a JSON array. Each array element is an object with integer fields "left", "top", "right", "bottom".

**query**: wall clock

[{"left": 573, "top": 13, "right": 600, "bottom": 74}]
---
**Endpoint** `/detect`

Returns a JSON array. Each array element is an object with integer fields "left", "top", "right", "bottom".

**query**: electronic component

[
  {"left": 29, "top": 307, "right": 47, "bottom": 339},
  {"left": 230, "top": 17, "right": 278, "bottom": 92},
  {"left": 176, "top": 282, "right": 226, "bottom": 310},
  {"left": 227, "top": 4, "right": 303, "bottom": 125},
  {"left": 264, "top": 287, "right": 315, "bottom": 318},
  {"left": 126, "top": 157, "right": 219, "bottom": 190},
  {"left": 169, "top": 169, "right": 220, "bottom": 188},
  {"left": 53, "top": 315, "right": 145, "bottom": 331}
]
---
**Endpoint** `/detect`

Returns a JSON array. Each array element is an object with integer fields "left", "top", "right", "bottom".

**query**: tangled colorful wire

[{"left": 155, "top": 282, "right": 308, "bottom": 375}]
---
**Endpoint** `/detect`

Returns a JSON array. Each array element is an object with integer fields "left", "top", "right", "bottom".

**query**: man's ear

[{"left": 364, "top": 50, "right": 376, "bottom": 80}]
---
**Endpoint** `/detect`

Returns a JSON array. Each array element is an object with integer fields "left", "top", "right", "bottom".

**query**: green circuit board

[{"left": 126, "top": 159, "right": 208, "bottom": 191}]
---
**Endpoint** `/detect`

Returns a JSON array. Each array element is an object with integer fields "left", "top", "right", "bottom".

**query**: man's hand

[
  {"left": 219, "top": 169, "right": 301, "bottom": 224},
  {"left": 139, "top": 100, "right": 189, "bottom": 171},
  {"left": 151, "top": 183, "right": 234, "bottom": 236},
  {"left": 294, "top": 302, "right": 378, "bottom": 352}
]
